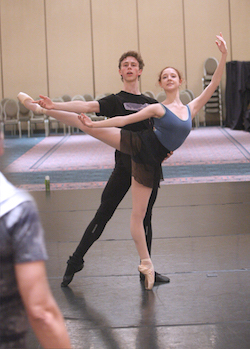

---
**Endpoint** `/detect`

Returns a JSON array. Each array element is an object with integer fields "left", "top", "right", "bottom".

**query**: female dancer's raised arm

[{"left": 188, "top": 33, "right": 227, "bottom": 117}]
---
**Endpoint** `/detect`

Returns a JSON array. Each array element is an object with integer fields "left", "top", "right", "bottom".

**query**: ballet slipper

[
  {"left": 17, "top": 92, "right": 44, "bottom": 114},
  {"left": 138, "top": 258, "right": 155, "bottom": 290}
]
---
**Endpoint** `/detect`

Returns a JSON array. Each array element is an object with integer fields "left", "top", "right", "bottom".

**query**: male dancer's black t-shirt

[
  {"left": 97, "top": 90, "right": 157, "bottom": 132},
  {"left": 96, "top": 90, "right": 159, "bottom": 173}
]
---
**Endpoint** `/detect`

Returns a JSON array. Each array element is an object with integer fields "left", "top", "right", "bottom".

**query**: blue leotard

[{"left": 153, "top": 104, "right": 192, "bottom": 151}]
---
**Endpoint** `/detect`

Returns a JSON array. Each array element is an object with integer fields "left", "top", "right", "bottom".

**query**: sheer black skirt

[{"left": 120, "top": 128, "right": 170, "bottom": 188}]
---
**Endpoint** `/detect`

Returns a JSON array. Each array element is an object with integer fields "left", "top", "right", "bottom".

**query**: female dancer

[{"left": 18, "top": 33, "right": 227, "bottom": 290}]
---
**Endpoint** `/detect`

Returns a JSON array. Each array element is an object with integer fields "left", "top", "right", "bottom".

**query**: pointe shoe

[
  {"left": 138, "top": 258, "right": 155, "bottom": 290},
  {"left": 17, "top": 92, "right": 44, "bottom": 114},
  {"left": 17, "top": 92, "right": 33, "bottom": 104}
]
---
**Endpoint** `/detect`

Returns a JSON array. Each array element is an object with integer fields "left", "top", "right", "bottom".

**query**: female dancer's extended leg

[{"left": 17, "top": 93, "right": 122, "bottom": 150}]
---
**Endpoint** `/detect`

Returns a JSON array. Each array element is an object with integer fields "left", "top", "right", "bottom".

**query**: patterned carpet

[{"left": 2, "top": 127, "right": 250, "bottom": 191}]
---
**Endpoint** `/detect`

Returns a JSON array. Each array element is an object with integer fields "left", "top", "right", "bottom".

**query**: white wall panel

[
  {"left": 1, "top": 0, "right": 47, "bottom": 98},
  {"left": 138, "top": 0, "right": 185, "bottom": 96},
  {"left": 230, "top": 0, "right": 250, "bottom": 61},
  {"left": 91, "top": 0, "right": 139, "bottom": 96},
  {"left": 184, "top": 0, "right": 230, "bottom": 98},
  {"left": 45, "top": 0, "right": 93, "bottom": 98}
]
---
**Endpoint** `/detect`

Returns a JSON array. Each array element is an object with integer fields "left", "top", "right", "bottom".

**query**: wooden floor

[
  {"left": 27, "top": 181, "right": 250, "bottom": 349},
  {"left": 2, "top": 127, "right": 250, "bottom": 348}
]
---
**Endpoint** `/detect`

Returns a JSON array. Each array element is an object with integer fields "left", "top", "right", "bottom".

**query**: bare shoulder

[
  {"left": 154, "top": 103, "right": 166, "bottom": 118},
  {"left": 148, "top": 103, "right": 165, "bottom": 118}
]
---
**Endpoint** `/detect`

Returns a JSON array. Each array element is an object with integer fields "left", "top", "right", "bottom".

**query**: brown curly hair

[{"left": 118, "top": 51, "right": 145, "bottom": 70}]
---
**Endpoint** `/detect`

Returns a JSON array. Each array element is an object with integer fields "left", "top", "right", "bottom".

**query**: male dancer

[{"left": 36, "top": 51, "right": 171, "bottom": 286}]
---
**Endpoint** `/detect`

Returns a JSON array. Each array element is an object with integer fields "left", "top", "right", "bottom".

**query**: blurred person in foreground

[{"left": 0, "top": 133, "right": 71, "bottom": 348}]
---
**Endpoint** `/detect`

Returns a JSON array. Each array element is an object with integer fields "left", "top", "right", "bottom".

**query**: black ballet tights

[{"left": 71, "top": 218, "right": 107, "bottom": 263}]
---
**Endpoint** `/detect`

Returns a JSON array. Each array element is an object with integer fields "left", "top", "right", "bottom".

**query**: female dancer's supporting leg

[
  {"left": 18, "top": 93, "right": 155, "bottom": 289},
  {"left": 131, "top": 178, "right": 154, "bottom": 289}
]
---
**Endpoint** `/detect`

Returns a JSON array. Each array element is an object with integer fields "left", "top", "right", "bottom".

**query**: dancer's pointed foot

[
  {"left": 17, "top": 92, "right": 44, "bottom": 114},
  {"left": 61, "top": 258, "right": 84, "bottom": 287},
  {"left": 138, "top": 258, "right": 155, "bottom": 290},
  {"left": 17, "top": 92, "right": 32, "bottom": 104}
]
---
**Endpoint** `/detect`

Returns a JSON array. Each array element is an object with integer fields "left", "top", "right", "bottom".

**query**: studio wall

[{"left": 0, "top": 0, "right": 249, "bottom": 120}]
